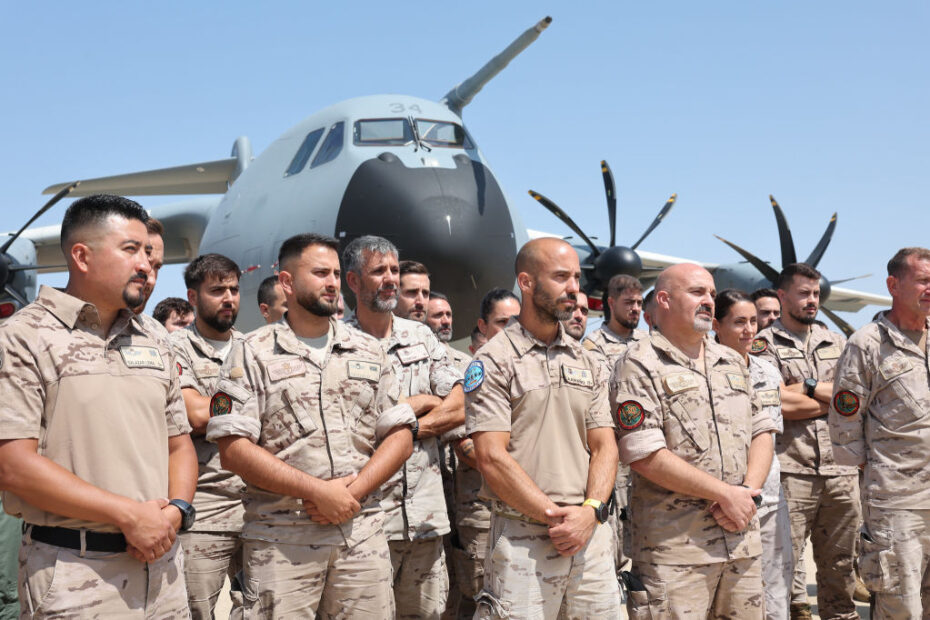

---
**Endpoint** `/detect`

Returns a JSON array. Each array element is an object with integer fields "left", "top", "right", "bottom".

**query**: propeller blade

[
  {"left": 804, "top": 212, "right": 837, "bottom": 268},
  {"left": 3, "top": 285, "right": 28, "bottom": 307},
  {"left": 820, "top": 305, "right": 855, "bottom": 338},
  {"left": 714, "top": 235, "right": 781, "bottom": 283},
  {"left": 0, "top": 182, "right": 79, "bottom": 255},
  {"left": 828, "top": 273, "right": 872, "bottom": 286},
  {"left": 630, "top": 194, "right": 677, "bottom": 251},
  {"left": 527, "top": 190, "right": 600, "bottom": 256},
  {"left": 8, "top": 264, "right": 65, "bottom": 272},
  {"left": 600, "top": 160, "right": 617, "bottom": 247},
  {"left": 769, "top": 195, "right": 797, "bottom": 266}
]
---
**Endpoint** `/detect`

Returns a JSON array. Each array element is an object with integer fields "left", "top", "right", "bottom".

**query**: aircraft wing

[
  {"left": 42, "top": 159, "right": 237, "bottom": 197},
  {"left": 822, "top": 286, "right": 890, "bottom": 313},
  {"left": 19, "top": 197, "right": 220, "bottom": 272}
]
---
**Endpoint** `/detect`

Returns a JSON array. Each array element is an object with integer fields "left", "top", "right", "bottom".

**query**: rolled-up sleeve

[
  {"left": 828, "top": 340, "right": 871, "bottom": 467},
  {"left": 610, "top": 359, "right": 666, "bottom": 465},
  {"left": 206, "top": 342, "right": 262, "bottom": 443}
]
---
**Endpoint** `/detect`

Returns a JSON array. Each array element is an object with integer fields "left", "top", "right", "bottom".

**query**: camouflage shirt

[
  {"left": 344, "top": 315, "right": 460, "bottom": 540},
  {"left": 748, "top": 355, "right": 784, "bottom": 509},
  {"left": 466, "top": 319, "right": 615, "bottom": 508},
  {"left": 205, "top": 318, "right": 415, "bottom": 546},
  {"left": 753, "top": 319, "right": 853, "bottom": 476},
  {"left": 0, "top": 286, "right": 190, "bottom": 532},
  {"left": 170, "top": 324, "right": 247, "bottom": 532},
  {"left": 582, "top": 323, "right": 647, "bottom": 371},
  {"left": 829, "top": 315, "right": 930, "bottom": 509},
  {"left": 611, "top": 331, "right": 775, "bottom": 565}
]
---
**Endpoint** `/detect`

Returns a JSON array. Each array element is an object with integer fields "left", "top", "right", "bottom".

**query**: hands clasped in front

[
  {"left": 303, "top": 474, "right": 361, "bottom": 525},
  {"left": 708, "top": 484, "right": 761, "bottom": 532},
  {"left": 545, "top": 505, "right": 597, "bottom": 557}
]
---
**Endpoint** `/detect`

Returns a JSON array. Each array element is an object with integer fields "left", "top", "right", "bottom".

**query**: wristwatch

[
  {"left": 168, "top": 499, "right": 196, "bottom": 532},
  {"left": 410, "top": 419, "right": 420, "bottom": 442},
  {"left": 582, "top": 498, "right": 609, "bottom": 524},
  {"left": 804, "top": 378, "right": 818, "bottom": 398}
]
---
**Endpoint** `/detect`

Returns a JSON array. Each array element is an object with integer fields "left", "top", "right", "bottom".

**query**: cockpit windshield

[{"left": 353, "top": 118, "right": 473, "bottom": 149}]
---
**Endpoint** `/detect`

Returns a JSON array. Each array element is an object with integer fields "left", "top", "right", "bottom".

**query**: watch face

[{"left": 596, "top": 504, "right": 609, "bottom": 523}]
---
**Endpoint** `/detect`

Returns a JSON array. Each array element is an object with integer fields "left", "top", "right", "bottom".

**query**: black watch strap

[
  {"left": 169, "top": 499, "right": 196, "bottom": 532},
  {"left": 410, "top": 419, "right": 419, "bottom": 441}
]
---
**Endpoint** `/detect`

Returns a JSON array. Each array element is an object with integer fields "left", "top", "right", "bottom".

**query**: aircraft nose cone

[{"left": 336, "top": 154, "right": 518, "bottom": 336}]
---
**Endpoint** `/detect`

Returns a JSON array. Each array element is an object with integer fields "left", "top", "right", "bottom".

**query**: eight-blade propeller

[{"left": 529, "top": 160, "right": 677, "bottom": 296}]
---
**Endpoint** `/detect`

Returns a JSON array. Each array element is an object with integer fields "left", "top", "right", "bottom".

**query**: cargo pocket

[
  {"left": 242, "top": 575, "right": 265, "bottom": 617},
  {"left": 474, "top": 590, "right": 510, "bottom": 618},
  {"left": 857, "top": 530, "right": 900, "bottom": 593}
]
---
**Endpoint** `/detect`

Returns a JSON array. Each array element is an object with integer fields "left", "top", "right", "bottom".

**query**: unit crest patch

[
  {"left": 833, "top": 390, "right": 860, "bottom": 417},
  {"left": 617, "top": 400, "right": 645, "bottom": 430},
  {"left": 750, "top": 339, "right": 767, "bottom": 354},
  {"left": 176, "top": 362, "right": 182, "bottom": 376},
  {"left": 210, "top": 392, "right": 233, "bottom": 417},
  {"left": 463, "top": 360, "right": 485, "bottom": 393}
]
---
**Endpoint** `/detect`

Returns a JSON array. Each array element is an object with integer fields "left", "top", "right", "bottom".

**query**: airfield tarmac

[{"left": 210, "top": 537, "right": 872, "bottom": 618}]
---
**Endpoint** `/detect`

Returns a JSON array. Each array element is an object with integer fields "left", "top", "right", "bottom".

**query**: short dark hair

[
  {"left": 480, "top": 287, "right": 519, "bottom": 321},
  {"left": 184, "top": 253, "right": 241, "bottom": 290},
  {"left": 714, "top": 289, "right": 753, "bottom": 321},
  {"left": 278, "top": 233, "right": 339, "bottom": 271},
  {"left": 429, "top": 291, "right": 449, "bottom": 302},
  {"left": 643, "top": 288, "right": 656, "bottom": 310},
  {"left": 776, "top": 263, "right": 821, "bottom": 290},
  {"left": 751, "top": 287, "right": 778, "bottom": 302},
  {"left": 60, "top": 194, "right": 149, "bottom": 250},
  {"left": 145, "top": 217, "right": 164, "bottom": 236},
  {"left": 471, "top": 325, "right": 486, "bottom": 345},
  {"left": 152, "top": 297, "right": 193, "bottom": 325},
  {"left": 257, "top": 275, "right": 281, "bottom": 307},
  {"left": 887, "top": 247, "right": 930, "bottom": 278},
  {"left": 399, "top": 260, "right": 429, "bottom": 277},
  {"left": 607, "top": 274, "right": 643, "bottom": 298}
]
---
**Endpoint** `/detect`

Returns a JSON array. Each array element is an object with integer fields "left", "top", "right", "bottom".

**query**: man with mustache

[
  {"left": 170, "top": 253, "right": 247, "bottom": 618},
  {"left": 829, "top": 247, "right": 930, "bottom": 619},
  {"left": 561, "top": 291, "right": 589, "bottom": 341},
  {"left": 611, "top": 263, "right": 775, "bottom": 619},
  {"left": 467, "top": 237, "right": 621, "bottom": 618},
  {"left": 206, "top": 233, "right": 416, "bottom": 617},
  {"left": 0, "top": 194, "right": 196, "bottom": 616},
  {"left": 752, "top": 288, "right": 782, "bottom": 331},
  {"left": 752, "top": 263, "right": 857, "bottom": 620},
  {"left": 344, "top": 235, "right": 464, "bottom": 619},
  {"left": 395, "top": 260, "right": 431, "bottom": 324}
]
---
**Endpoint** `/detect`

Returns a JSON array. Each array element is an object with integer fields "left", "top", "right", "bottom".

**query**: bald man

[
  {"left": 610, "top": 263, "right": 775, "bottom": 619},
  {"left": 466, "top": 238, "right": 621, "bottom": 618}
]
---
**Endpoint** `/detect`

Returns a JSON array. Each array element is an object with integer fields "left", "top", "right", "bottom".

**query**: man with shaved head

[
  {"left": 0, "top": 194, "right": 197, "bottom": 616},
  {"left": 610, "top": 263, "right": 775, "bottom": 619},
  {"left": 466, "top": 237, "right": 621, "bottom": 617}
]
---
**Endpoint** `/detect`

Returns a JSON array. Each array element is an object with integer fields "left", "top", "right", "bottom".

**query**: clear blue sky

[{"left": 2, "top": 2, "right": 927, "bottom": 328}]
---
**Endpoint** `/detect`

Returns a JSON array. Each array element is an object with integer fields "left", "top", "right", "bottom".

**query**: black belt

[{"left": 29, "top": 525, "right": 127, "bottom": 553}]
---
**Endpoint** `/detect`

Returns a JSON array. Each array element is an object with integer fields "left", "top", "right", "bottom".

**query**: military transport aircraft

[{"left": 0, "top": 15, "right": 890, "bottom": 334}]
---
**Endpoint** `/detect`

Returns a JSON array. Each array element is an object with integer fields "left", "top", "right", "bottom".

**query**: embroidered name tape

[
  {"left": 119, "top": 346, "right": 164, "bottom": 370},
  {"left": 562, "top": 366, "right": 593, "bottom": 388},
  {"left": 347, "top": 360, "right": 380, "bottom": 381}
]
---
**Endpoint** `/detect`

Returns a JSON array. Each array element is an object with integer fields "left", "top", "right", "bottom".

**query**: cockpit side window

[
  {"left": 284, "top": 128, "right": 325, "bottom": 176},
  {"left": 310, "top": 122, "right": 345, "bottom": 169}
]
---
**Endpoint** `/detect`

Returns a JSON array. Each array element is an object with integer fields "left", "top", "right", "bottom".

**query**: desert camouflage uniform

[
  {"left": 0, "top": 285, "right": 191, "bottom": 618},
  {"left": 205, "top": 318, "right": 416, "bottom": 618},
  {"left": 583, "top": 323, "right": 647, "bottom": 575},
  {"left": 829, "top": 314, "right": 930, "bottom": 619},
  {"left": 346, "top": 315, "right": 460, "bottom": 619},
  {"left": 749, "top": 355, "right": 793, "bottom": 620},
  {"left": 466, "top": 319, "right": 621, "bottom": 619},
  {"left": 754, "top": 320, "right": 859, "bottom": 619},
  {"left": 611, "top": 331, "right": 775, "bottom": 619},
  {"left": 171, "top": 324, "right": 247, "bottom": 619}
]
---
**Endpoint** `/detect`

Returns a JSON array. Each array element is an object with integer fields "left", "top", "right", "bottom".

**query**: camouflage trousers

[
  {"left": 781, "top": 472, "right": 860, "bottom": 619},
  {"left": 241, "top": 534, "right": 394, "bottom": 619},
  {"left": 609, "top": 464, "right": 631, "bottom": 575},
  {"left": 179, "top": 530, "right": 243, "bottom": 619},
  {"left": 445, "top": 525, "right": 488, "bottom": 619},
  {"left": 18, "top": 535, "right": 189, "bottom": 619},
  {"left": 859, "top": 505, "right": 930, "bottom": 619},
  {"left": 389, "top": 536, "right": 449, "bottom": 619},
  {"left": 759, "top": 491, "right": 792, "bottom": 620},
  {"left": 626, "top": 556, "right": 763, "bottom": 620},
  {"left": 475, "top": 513, "right": 621, "bottom": 619}
]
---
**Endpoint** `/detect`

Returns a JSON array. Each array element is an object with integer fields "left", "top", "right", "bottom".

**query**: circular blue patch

[{"left": 463, "top": 360, "right": 485, "bottom": 393}]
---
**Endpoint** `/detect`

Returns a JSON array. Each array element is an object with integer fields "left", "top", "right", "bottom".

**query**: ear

[
  {"left": 656, "top": 290, "right": 670, "bottom": 310},
  {"left": 776, "top": 288, "right": 787, "bottom": 305},
  {"left": 712, "top": 317, "right": 720, "bottom": 333},
  {"left": 187, "top": 288, "right": 197, "bottom": 307},
  {"left": 886, "top": 275, "right": 897, "bottom": 297},
  {"left": 259, "top": 303, "right": 269, "bottom": 319},
  {"left": 278, "top": 270, "right": 294, "bottom": 298},
  {"left": 346, "top": 270, "right": 360, "bottom": 295},
  {"left": 69, "top": 242, "right": 92, "bottom": 275},
  {"left": 516, "top": 271, "right": 533, "bottom": 296},
  {"left": 477, "top": 318, "right": 488, "bottom": 336}
]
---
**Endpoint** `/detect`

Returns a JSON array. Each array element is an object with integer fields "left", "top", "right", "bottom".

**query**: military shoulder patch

[
  {"left": 750, "top": 338, "right": 767, "bottom": 354},
  {"left": 176, "top": 361, "right": 182, "bottom": 376},
  {"left": 617, "top": 400, "right": 645, "bottom": 430},
  {"left": 833, "top": 390, "right": 860, "bottom": 416},
  {"left": 210, "top": 392, "right": 233, "bottom": 417},
  {"left": 463, "top": 360, "right": 485, "bottom": 393}
]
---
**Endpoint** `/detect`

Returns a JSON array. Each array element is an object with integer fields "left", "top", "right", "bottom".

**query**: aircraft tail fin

[
  {"left": 42, "top": 136, "right": 252, "bottom": 197},
  {"left": 441, "top": 16, "right": 551, "bottom": 115}
]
